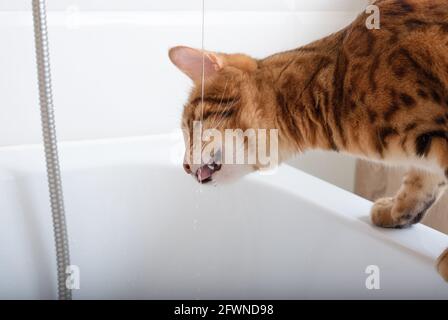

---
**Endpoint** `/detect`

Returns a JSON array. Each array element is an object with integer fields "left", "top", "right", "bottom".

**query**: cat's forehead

[
  {"left": 189, "top": 70, "right": 242, "bottom": 100},
  {"left": 181, "top": 67, "right": 245, "bottom": 127}
]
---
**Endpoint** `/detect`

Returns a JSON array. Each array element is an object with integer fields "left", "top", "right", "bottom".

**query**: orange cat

[{"left": 169, "top": 0, "right": 448, "bottom": 282}]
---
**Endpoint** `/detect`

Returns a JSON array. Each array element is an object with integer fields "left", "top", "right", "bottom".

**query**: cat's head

[{"left": 169, "top": 46, "right": 277, "bottom": 184}]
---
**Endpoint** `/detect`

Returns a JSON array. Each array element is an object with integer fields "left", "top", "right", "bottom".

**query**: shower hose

[{"left": 32, "top": 0, "right": 72, "bottom": 300}]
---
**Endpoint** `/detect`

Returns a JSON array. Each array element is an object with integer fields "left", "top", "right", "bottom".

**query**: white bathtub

[
  {"left": 1, "top": 135, "right": 448, "bottom": 300},
  {"left": 2, "top": 0, "right": 448, "bottom": 300}
]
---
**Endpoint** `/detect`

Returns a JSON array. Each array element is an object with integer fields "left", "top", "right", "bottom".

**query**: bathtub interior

[{"left": 1, "top": 136, "right": 448, "bottom": 299}]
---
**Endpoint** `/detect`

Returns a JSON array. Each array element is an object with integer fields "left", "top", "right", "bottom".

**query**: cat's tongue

[{"left": 196, "top": 165, "right": 213, "bottom": 183}]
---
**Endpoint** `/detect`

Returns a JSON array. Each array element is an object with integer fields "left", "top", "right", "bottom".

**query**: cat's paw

[
  {"left": 371, "top": 197, "right": 399, "bottom": 228},
  {"left": 370, "top": 196, "right": 425, "bottom": 229},
  {"left": 437, "top": 249, "right": 448, "bottom": 282}
]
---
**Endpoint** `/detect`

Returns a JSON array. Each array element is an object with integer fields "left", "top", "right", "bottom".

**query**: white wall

[
  {"left": 0, "top": 0, "right": 369, "bottom": 191},
  {"left": 0, "top": 0, "right": 368, "bottom": 11}
]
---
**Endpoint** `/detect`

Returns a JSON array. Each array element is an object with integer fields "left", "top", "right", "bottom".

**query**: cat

[{"left": 169, "top": 0, "right": 448, "bottom": 282}]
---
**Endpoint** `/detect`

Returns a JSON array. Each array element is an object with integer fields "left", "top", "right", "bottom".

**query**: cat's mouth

[{"left": 196, "top": 162, "right": 222, "bottom": 184}]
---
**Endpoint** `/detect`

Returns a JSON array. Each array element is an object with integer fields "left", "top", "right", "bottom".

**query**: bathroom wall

[
  {"left": 0, "top": 0, "right": 369, "bottom": 11},
  {"left": 0, "top": 0, "right": 369, "bottom": 192}
]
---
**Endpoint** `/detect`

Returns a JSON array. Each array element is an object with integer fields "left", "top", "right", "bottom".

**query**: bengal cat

[{"left": 169, "top": 0, "right": 448, "bottom": 282}]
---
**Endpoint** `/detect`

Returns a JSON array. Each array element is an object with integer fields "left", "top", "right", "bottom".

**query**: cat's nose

[
  {"left": 183, "top": 163, "right": 192, "bottom": 174},
  {"left": 196, "top": 162, "right": 222, "bottom": 184}
]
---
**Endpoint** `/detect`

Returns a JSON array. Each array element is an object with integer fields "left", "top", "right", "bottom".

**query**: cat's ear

[{"left": 169, "top": 46, "right": 223, "bottom": 82}]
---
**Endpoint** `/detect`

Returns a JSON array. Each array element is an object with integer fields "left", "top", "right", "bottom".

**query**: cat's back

[
  {"left": 343, "top": 0, "right": 448, "bottom": 97},
  {"left": 372, "top": 0, "right": 448, "bottom": 18},
  {"left": 348, "top": 0, "right": 448, "bottom": 47},
  {"left": 337, "top": 0, "right": 448, "bottom": 154}
]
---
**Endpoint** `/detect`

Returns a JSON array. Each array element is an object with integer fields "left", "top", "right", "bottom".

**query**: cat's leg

[
  {"left": 437, "top": 249, "right": 448, "bottom": 282},
  {"left": 370, "top": 168, "right": 446, "bottom": 229}
]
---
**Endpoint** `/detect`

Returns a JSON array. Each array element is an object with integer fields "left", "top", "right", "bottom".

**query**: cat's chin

[{"left": 199, "top": 164, "right": 255, "bottom": 185}]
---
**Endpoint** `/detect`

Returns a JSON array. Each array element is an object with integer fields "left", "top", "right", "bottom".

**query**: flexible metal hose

[{"left": 32, "top": 0, "right": 72, "bottom": 300}]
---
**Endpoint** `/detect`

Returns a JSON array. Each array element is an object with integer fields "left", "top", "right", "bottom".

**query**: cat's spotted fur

[{"left": 169, "top": 0, "right": 448, "bottom": 281}]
